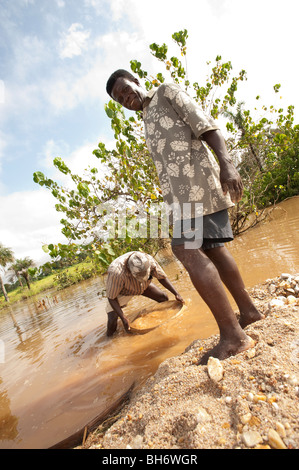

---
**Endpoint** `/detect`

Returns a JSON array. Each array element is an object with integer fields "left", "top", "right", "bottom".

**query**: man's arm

[
  {"left": 201, "top": 129, "right": 243, "bottom": 203},
  {"left": 108, "top": 298, "right": 130, "bottom": 332},
  {"left": 158, "top": 277, "right": 184, "bottom": 303}
]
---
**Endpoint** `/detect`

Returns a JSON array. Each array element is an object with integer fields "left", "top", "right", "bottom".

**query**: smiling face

[{"left": 111, "top": 77, "right": 147, "bottom": 111}]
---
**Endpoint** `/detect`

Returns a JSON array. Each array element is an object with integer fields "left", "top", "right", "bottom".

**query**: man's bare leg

[
  {"left": 107, "top": 311, "right": 118, "bottom": 337},
  {"left": 204, "top": 246, "right": 264, "bottom": 328},
  {"left": 172, "top": 244, "right": 254, "bottom": 363},
  {"left": 107, "top": 285, "right": 168, "bottom": 337}
]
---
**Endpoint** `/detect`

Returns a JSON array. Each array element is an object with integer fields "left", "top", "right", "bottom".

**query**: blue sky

[{"left": 0, "top": 0, "right": 298, "bottom": 264}]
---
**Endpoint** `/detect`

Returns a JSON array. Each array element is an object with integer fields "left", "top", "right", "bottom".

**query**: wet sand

[{"left": 80, "top": 275, "right": 299, "bottom": 449}]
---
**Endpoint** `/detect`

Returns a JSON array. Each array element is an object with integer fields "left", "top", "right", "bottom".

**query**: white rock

[
  {"left": 240, "top": 412, "right": 252, "bottom": 425},
  {"left": 275, "top": 422, "right": 286, "bottom": 438},
  {"left": 242, "top": 430, "right": 263, "bottom": 448},
  {"left": 286, "top": 374, "right": 298, "bottom": 386},
  {"left": 246, "top": 348, "right": 256, "bottom": 359},
  {"left": 269, "top": 298, "right": 285, "bottom": 308},
  {"left": 207, "top": 357, "right": 224, "bottom": 382},
  {"left": 268, "top": 428, "right": 287, "bottom": 449},
  {"left": 196, "top": 406, "right": 211, "bottom": 423},
  {"left": 286, "top": 288, "right": 295, "bottom": 295},
  {"left": 281, "top": 273, "right": 292, "bottom": 279},
  {"left": 268, "top": 284, "right": 276, "bottom": 294},
  {"left": 131, "top": 435, "right": 143, "bottom": 449},
  {"left": 277, "top": 295, "right": 287, "bottom": 301},
  {"left": 287, "top": 295, "right": 297, "bottom": 304}
]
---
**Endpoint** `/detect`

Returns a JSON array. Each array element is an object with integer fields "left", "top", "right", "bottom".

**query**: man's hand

[
  {"left": 175, "top": 293, "right": 184, "bottom": 304},
  {"left": 158, "top": 278, "right": 184, "bottom": 304},
  {"left": 108, "top": 297, "right": 131, "bottom": 333},
  {"left": 121, "top": 316, "right": 131, "bottom": 332},
  {"left": 201, "top": 129, "right": 243, "bottom": 203},
  {"left": 219, "top": 163, "right": 243, "bottom": 203}
]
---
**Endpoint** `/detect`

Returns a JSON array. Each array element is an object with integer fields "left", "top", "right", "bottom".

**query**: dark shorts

[{"left": 171, "top": 209, "right": 234, "bottom": 250}]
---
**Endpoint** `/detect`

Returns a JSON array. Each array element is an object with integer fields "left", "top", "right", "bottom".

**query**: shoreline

[
  {"left": 0, "top": 261, "right": 102, "bottom": 312},
  {"left": 80, "top": 274, "right": 299, "bottom": 450}
]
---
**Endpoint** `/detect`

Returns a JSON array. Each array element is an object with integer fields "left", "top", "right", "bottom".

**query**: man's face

[{"left": 111, "top": 77, "right": 146, "bottom": 111}]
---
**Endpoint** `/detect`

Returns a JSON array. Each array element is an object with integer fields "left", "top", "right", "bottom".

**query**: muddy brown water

[{"left": 0, "top": 197, "right": 298, "bottom": 448}]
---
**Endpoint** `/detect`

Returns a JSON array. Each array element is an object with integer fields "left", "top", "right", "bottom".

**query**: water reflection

[
  {"left": 0, "top": 379, "right": 18, "bottom": 441},
  {"left": 0, "top": 197, "right": 298, "bottom": 448},
  {"left": 228, "top": 197, "right": 299, "bottom": 287}
]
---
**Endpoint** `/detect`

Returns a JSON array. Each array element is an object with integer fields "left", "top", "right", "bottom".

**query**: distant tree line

[{"left": 0, "top": 242, "right": 91, "bottom": 302}]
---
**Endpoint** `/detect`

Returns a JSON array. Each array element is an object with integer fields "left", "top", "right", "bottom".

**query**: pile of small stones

[{"left": 267, "top": 273, "right": 299, "bottom": 308}]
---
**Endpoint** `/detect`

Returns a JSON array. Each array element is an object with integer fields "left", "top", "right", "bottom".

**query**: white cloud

[
  {"left": 109, "top": 0, "right": 127, "bottom": 21},
  {"left": 114, "top": 0, "right": 299, "bottom": 119},
  {"left": 39, "top": 138, "right": 115, "bottom": 185},
  {"left": 48, "top": 29, "right": 150, "bottom": 113},
  {"left": 55, "top": 141, "right": 102, "bottom": 186},
  {"left": 0, "top": 189, "right": 66, "bottom": 263},
  {"left": 0, "top": 132, "right": 8, "bottom": 188},
  {"left": 0, "top": 34, "right": 51, "bottom": 121},
  {"left": 13, "top": 35, "right": 50, "bottom": 82},
  {"left": 96, "top": 30, "right": 146, "bottom": 59},
  {"left": 59, "top": 23, "right": 90, "bottom": 59},
  {"left": 0, "top": 133, "right": 6, "bottom": 166},
  {"left": 47, "top": 66, "right": 104, "bottom": 112},
  {"left": 0, "top": 138, "right": 115, "bottom": 263},
  {"left": 0, "top": 137, "right": 114, "bottom": 264},
  {"left": 40, "top": 139, "right": 70, "bottom": 170},
  {"left": 0, "top": 80, "right": 4, "bottom": 104},
  {"left": 84, "top": 0, "right": 124, "bottom": 20}
]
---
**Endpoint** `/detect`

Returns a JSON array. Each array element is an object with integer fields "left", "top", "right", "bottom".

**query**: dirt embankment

[{"left": 81, "top": 274, "right": 299, "bottom": 450}]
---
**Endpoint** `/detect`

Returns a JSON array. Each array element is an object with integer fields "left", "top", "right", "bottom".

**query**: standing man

[
  {"left": 106, "top": 70, "right": 263, "bottom": 361},
  {"left": 105, "top": 251, "right": 183, "bottom": 336}
]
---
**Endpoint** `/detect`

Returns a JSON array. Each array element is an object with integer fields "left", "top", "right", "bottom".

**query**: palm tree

[
  {"left": 11, "top": 257, "right": 35, "bottom": 290},
  {"left": 0, "top": 243, "right": 14, "bottom": 302}
]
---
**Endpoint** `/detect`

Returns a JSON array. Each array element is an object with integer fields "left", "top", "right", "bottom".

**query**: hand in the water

[
  {"left": 175, "top": 293, "right": 184, "bottom": 304},
  {"left": 122, "top": 316, "right": 130, "bottom": 332}
]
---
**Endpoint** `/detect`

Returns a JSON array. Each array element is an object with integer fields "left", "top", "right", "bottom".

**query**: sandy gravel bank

[{"left": 82, "top": 274, "right": 299, "bottom": 450}]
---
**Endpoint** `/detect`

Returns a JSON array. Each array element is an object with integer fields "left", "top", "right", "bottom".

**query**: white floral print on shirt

[{"left": 143, "top": 83, "right": 233, "bottom": 218}]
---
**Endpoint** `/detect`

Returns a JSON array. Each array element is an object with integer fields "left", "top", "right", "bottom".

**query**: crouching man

[{"left": 105, "top": 251, "right": 184, "bottom": 336}]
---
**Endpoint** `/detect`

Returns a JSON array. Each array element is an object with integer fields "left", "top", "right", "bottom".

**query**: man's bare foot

[
  {"left": 239, "top": 308, "right": 264, "bottom": 329},
  {"left": 199, "top": 334, "right": 255, "bottom": 365}
]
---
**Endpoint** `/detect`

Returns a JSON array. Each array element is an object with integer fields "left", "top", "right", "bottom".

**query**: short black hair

[{"left": 106, "top": 69, "right": 137, "bottom": 97}]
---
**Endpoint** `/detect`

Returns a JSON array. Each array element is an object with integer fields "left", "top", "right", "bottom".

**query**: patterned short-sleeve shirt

[
  {"left": 143, "top": 83, "right": 234, "bottom": 218},
  {"left": 106, "top": 251, "right": 167, "bottom": 299}
]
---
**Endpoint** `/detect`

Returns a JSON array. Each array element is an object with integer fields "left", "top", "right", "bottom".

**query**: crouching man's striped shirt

[{"left": 106, "top": 252, "right": 167, "bottom": 299}]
